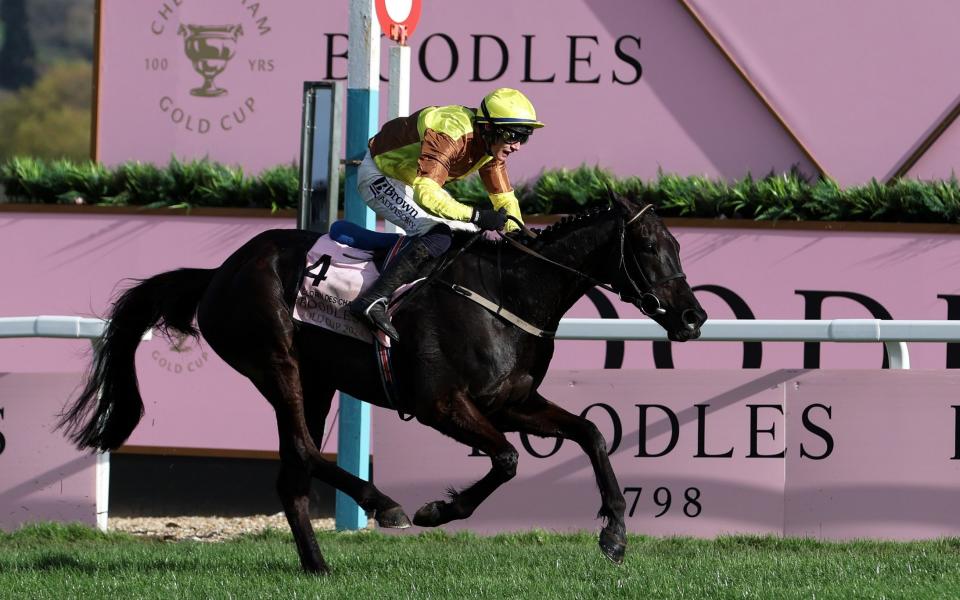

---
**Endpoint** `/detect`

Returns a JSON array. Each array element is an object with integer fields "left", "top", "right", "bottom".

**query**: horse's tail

[{"left": 58, "top": 268, "right": 216, "bottom": 451}]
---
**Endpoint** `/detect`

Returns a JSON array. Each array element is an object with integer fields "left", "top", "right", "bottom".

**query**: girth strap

[{"left": 439, "top": 282, "right": 556, "bottom": 339}]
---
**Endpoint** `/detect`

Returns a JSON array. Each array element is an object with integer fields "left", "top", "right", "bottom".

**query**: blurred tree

[
  {"left": 0, "top": 0, "right": 38, "bottom": 89},
  {"left": 0, "top": 61, "right": 91, "bottom": 160},
  {"left": 29, "top": 0, "right": 94, "bottom": 65}
]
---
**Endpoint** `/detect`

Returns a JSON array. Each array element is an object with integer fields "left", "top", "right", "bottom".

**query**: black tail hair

[{"left": 58, "top": 268, "right": 215, "bottom": 451}]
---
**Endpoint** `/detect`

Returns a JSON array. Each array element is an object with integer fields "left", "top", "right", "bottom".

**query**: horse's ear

[
  {"left": 604, "top": 182, "right": 618, "bottom": 205},
  {"left": 606, "top": 185, "right": 635, "bottom": 216}
]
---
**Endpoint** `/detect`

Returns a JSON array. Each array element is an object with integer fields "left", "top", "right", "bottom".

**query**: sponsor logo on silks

[
  {"left": 147, "top": 1, "right": 274, "bottom": 135},
  {"left": 369, "top": 176, "right": 393, "bottom": 196},
  {"left": 369, "top": 177, "right": 418, "bottom": 227},
  {"left": 151, "top": 331, "right": 210, "bottom": 375}
]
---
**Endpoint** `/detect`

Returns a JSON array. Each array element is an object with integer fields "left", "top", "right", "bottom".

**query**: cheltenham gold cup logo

[
  {"left": 148, "top": 1, "right": 272, "bottom": 135},
  {"left": 177, "top": 24, "right": 244, "bottom": 98},
  {"left": 168, "top": 331, "right": 193, "bottom": 353},
  {"left": 151, "top": 331, "right": 210, "bottom": 375}
]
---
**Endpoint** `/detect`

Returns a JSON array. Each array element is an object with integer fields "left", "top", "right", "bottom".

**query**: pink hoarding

[
  {"left": 784, "top": 373, "right": 960, "bottom": 540},
  {"left": 0, "top": 373, "right": 101, "bottom": 531},
  {"left": 0, "top": 211, "right": 299, "bottom": 453},
  {"left": 686, "top": 0, "right": 960, "bottom": 184},
  {"left": 374, "top": 370, "right": 960, "bottom": 539},
  {"left": 96, "top": 1, "right": 960, "bottom": 185},
  {"left": 560, "top": 224, "right": 960, "bottom": 371},
  {"left": 95, "top": 0, "right": 811, "bottom": 181},
  {"left": 1, "top": 211, "right": 959, "bottom": 453}
]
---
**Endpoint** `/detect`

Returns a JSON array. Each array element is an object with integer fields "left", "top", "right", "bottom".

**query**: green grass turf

[{"left": 1, "top": 523, "right": 959, "bottom": 599}]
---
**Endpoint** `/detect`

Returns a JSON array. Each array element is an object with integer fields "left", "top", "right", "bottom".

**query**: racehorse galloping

[{"left": 59, "top": 193, "right": 707, "bottom": 574}]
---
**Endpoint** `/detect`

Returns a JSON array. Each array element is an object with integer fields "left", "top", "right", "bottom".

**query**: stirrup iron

[{"left": 363, "top": 297, "right": 389, "bottom": 318}]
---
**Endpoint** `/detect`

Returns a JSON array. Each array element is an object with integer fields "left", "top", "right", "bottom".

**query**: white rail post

[
  {"left": 884, "top": 341, "right": 910, "bottom": 370},
  {"left": 382, "top": 33, "right": 411, "bottom": 235}
]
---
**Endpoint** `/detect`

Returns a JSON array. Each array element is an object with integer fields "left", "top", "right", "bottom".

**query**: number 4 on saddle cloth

[
  {"left": 293, "top": 220, "right": 412, "bottom": 343},
  {"left": 292, "top": 220, "right": 411, "bottom": 417}
]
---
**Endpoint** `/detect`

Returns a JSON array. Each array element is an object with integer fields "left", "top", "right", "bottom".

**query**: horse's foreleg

[
  {"left": 266, "top": 370, "right": 410, "bottom": 516},
  {"left": 258, "top": 365, "right": 410, "bottom": 574},
  {"left": 495, "top": 392, "right": 627, "bottom": 564},
  {"left": 413, "top": 393, "right": 519, "bottom": 527}
]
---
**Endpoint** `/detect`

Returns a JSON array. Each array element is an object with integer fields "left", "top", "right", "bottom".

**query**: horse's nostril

[{"left": 682, "top": 308, "right": 702, "bottom": 328}]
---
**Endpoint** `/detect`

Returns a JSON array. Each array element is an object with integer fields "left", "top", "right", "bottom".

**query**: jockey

[{"left": 349, "top": 87, "right": 544, "bottom": 343}]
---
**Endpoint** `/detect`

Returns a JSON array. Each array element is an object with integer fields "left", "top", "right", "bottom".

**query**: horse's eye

[{"left": 641, "top": 241, "right": 656, "bottom": 253}]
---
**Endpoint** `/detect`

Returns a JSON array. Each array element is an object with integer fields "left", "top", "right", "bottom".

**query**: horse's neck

[{"left": 508, "top": 217, "right": 619, "bottom": 326}]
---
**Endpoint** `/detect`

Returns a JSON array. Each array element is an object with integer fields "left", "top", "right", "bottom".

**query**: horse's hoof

[
  {"left": 412, "top": 501, "right": 445, "bottom": 527},
  {"left": 599, "top": 529, "right": 627, "bottom": 565},
  {"left": 376, "top": 505, "right": 412, "bottom": 529},
  {"left": 302, "top": 561, "right": 331, "bottom": 575}
]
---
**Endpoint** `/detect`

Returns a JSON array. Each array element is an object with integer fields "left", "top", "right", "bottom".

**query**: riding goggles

[{"left": 496, "top": 125, "right": 533, "bottom": 145}]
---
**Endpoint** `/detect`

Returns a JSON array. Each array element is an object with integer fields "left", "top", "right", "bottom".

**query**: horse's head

[{"left": 610, "top": 195, "right": 707, "bottom": 341}]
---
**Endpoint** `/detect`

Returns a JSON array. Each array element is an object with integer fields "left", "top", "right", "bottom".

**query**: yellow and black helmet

[{"left": 475, "top": 88, "right": 544, "bottom": 129}]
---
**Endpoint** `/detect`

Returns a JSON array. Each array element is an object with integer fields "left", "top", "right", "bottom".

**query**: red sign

[{"left": 375, "top": 0, "right": 422, "bottom": 45}]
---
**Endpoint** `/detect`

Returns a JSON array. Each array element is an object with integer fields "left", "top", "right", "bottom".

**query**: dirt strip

[{"left": 109, "top": 514, "right": 373, "bottom": 542}]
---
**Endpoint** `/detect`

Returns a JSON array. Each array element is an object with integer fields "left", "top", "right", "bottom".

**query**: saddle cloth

[
  {"left": 292, "top": 233, "right": 400, "bottom": 344},
  {"left": 293, "top": 223, "right": 409, "bottom": 417}
]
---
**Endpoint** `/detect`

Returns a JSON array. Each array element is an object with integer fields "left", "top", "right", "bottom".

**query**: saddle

[
  {"left": 292, "top": 221, "right": 402, "bottom": 343},
  {"left": 328, "top": 220, "right": 401, "bottom": 266}
]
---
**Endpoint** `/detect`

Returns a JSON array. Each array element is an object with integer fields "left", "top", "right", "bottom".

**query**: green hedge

[
  {"left": 0, "top": 157, "right": 299, "bottom": 210},
  {"left": 3, "top": 156, "right": 960, "bottom": 223}
]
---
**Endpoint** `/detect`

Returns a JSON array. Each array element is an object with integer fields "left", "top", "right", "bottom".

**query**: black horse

[{"left": 59, "top": 193, "right": 706, "bottom": 573}]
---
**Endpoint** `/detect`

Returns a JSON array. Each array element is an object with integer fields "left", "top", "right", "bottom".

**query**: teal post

[{"left": 336, "top": 0, "right": 379, "bottom": 531}]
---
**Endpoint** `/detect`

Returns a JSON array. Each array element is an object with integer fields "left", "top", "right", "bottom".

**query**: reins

[
  {"left": 497, "top": 206, "right": 685, "bottom": 315},
  {"left": 388, "top": 203, "right": 685, "bottom": 335},
  {"left": 497, "top": 217, "right": 612, "bottom": 291},
  {"left": 386, "top": 229, "right": 486, "bottom": 312}
]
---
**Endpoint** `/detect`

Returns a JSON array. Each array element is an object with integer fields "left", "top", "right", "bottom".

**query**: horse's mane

[
  {"left": 449, "top": 202, "right": 620, "bottom": 250},
  {"left": 526, "top": 204, "right": 617, "bottom": 247},
  {"left": 448, "top": 195, "right": 655, "bottom": 256}
]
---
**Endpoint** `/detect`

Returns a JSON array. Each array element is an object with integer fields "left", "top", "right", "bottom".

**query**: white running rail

[
  {"left": 3, "top": 316, "right": 960, "bottom": 369},
  {"left": 0, "top": 316, "right": 111, "bottom": 339},
  {"left": 555, "top": 318, "right": 960, "bottom": 370},
  {"left": 4, "top": 316, "right": 960, "bottom": 369},
  {"left": 0, "top": 316, "right": 152, "bottom": 532}
]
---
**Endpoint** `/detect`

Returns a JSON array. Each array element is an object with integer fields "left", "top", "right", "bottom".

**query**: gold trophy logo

[
  {"left": 177, "top": 24, "right": 244, "bottom": 97},
  {"left": 168, "top": 331, "right": 193, "bottom": 354}
]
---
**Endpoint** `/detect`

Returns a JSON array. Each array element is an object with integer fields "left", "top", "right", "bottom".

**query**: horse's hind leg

[
  {"left": 494, "top": 392, "right": 627, "bottom": 564},
  {"left": 198, "top": 246, "right": 407, "bottom": 572},
  {"left": 299, "top": 362, "right": 412, "bottom": 530},
  {"left": 254, "top": 357, "right": 411, "bottom": 572},
  {"left": 413, "top": 392, "right": 519, "bottom": 527}
]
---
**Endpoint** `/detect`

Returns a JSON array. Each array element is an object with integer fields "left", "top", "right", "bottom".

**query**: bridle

[
  {"left": 499, "top": 205, "right": 687, "bottom": 317},
  {"left": 615, "top": 205, "right": 687, "bottom": 315}
]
